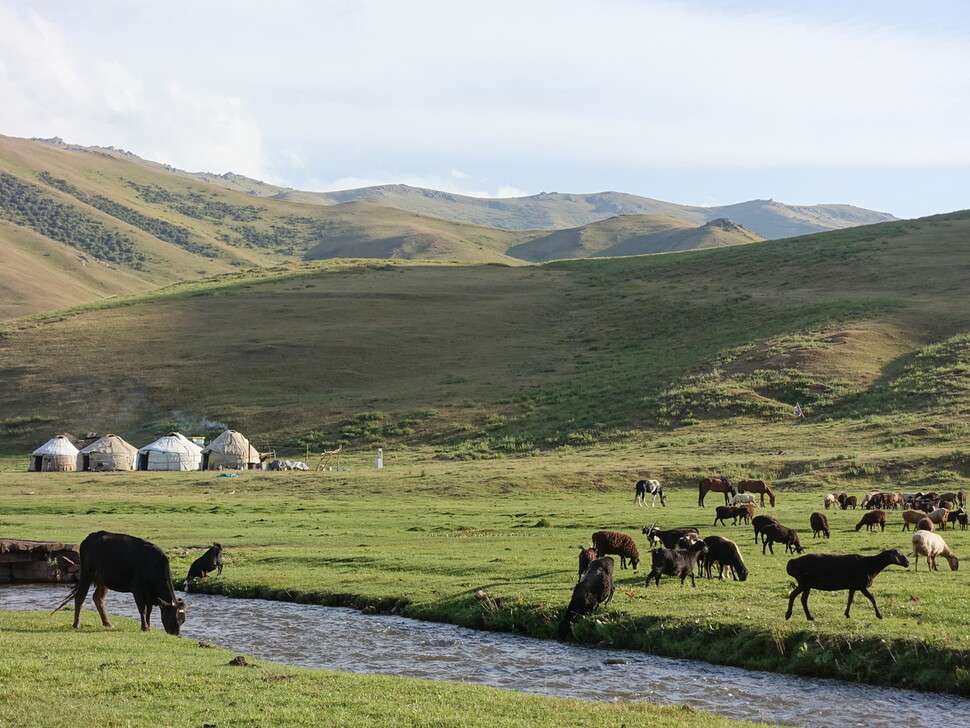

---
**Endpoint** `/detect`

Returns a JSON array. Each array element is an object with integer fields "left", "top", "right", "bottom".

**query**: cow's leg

[
  {"left": 72, "top": 576, "right": 93, "bottom": 629},
  {"left": 92, "top": 584, "right": 112, "bottom": 627},
  {"left": 133, "top": 594, "right": 152, "bottom": 631}
]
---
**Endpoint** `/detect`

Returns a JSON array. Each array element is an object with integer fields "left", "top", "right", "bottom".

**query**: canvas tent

[
  {"left": 201, "top": 430, "right": 260, "bottom": 470},
  {"left": 136, "top": 432, "right": 203, "bottom": 471},
  {"left": 30, "top": 435, "right": 80, "bottom": 472},
  {"left": 77, "top": 434, "right": 138, "bottom": 471}
]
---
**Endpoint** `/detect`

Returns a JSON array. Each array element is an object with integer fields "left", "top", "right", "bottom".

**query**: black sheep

[
  {"left": 809, "top": 512, "right": 830, "bottom": 539},
  {"left": 785, "top": 549, "right": 909, "bottom": 620},
  {"left": 558, "top": 556, "right": 615, "bottom": 638},
  {"left": 701, "top": 535, "right": 748, "bottom": 581}
]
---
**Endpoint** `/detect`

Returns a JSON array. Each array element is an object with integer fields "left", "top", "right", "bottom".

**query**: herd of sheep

[{"left": 558, "top": 482, "right": 965, "bottom": 638}]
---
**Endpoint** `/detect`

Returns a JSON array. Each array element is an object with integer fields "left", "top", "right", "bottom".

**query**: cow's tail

[{"left": 51, "top": 583, "right": 79, "bottom": 614}]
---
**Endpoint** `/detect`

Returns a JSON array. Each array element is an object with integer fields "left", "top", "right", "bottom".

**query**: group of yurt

[{"left": 28, "top": 430, "right": 261, "bottom": 472}]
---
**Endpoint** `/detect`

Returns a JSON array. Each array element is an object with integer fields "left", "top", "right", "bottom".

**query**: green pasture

[{"left": 3, "top": 450, "right": 970, "bottom": 697}]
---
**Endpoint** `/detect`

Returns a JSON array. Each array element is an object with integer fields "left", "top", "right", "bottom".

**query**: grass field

[{"left": 2, "top": 451, "right": 969, "bottom": 697}]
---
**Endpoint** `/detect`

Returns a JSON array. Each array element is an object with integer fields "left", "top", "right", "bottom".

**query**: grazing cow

[
  {"left": 634, "top": 479, "right": 666, "bottom": 507},
  {"left": 698, "top": 477, "right": 736, "bottom": 507},
  {"left": 558, "top": 557, "right": 615, "bottom": 638},
  {"left": 185, "top": 543, "right": 224, "bottom": 587},
  {"left": 55, "top": 531, "right": 185, "bottom": 635}
]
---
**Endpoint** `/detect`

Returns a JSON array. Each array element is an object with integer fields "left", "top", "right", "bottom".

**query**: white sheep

[
  {"left": 823, "top": 493, "right": 838, "bottom": 510},
  {"left": 911, "top": 531, "right": 960, "bottom": 572}
]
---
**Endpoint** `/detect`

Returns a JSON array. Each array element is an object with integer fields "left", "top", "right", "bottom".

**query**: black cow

[
  {"left": 55, "top": 531, "right": 186, "bottom": 635},
  {"left": 186, "top": 543, "right": 224, "bottom": 584}
]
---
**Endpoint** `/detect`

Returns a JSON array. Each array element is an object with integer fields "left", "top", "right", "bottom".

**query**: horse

[
  {"left": 698, "top": 477, "right": 736, "bottom": 507},
  {"left": 737, "top": 479, "right": 776, "bottom": 507},
  {"left": 635, "top": 479, "right": 666, "bottom": 507}
]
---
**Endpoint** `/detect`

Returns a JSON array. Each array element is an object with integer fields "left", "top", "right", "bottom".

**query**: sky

[{"left": 1, "top": 0, "right": 969, "bottom": 219}]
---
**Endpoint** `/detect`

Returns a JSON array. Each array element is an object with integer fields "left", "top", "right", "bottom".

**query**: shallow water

[{"left": 4, "top": 584, "right": 969, "bottom": 728}]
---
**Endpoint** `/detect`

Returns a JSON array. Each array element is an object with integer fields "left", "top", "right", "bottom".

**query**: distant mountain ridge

[{"left": 33, "top": 138, "right": 898, "bottom": 239}]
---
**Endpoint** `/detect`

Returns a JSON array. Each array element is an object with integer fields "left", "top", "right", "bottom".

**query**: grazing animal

[
  {"left": 591, "top": 530, "right": 639, "bottom": 570},
  {"left": 698, "top": 477, "right": 736, "bottom": 507},
  {"left": 824, "top": 494, "right": 838, "bottom": 510},
  {"left": 730, "top": 493, "right": 756, "bottom": 506},
  {"left": 185, "top": 543, "right": 223, "bottom": 586},
  {"left": 558, "top": 557, "right": 615, "bottom": 638},
  {"left": 701, "top": 535, "right": 748, "bottom": 581},
  {"left": 761, "top": 522, "right": 803, "bottom": 555},
  {"left": 577, "top": 546, "right": 598, "bottom": 581},
  {"left": 911, "top": 531, "right": 960, "bottom": 572},
  {"left": 901, "top": 509, "right": 927, "bottom": 532},
  {"left": 752, "top": 514, "right": 781, "bottom": 544},
  {"left": 714, "top": 505, "right": 751, "bottom": 526},
  {"left": 916, "top": 517, "right": 936, "bottom": 532},
  {"left": 737, "top": 479, "right": 776, "bottom": 507},
  {"left": 810, "top": 512, "right": 830, "bottom": 539},
  {"left": 784, "top": 549, "right": 910, "bottom": 620},
  {"left": 855, "top": 510, "right": 887, "bottom": 532},
  {"left": 645, "top": 541, "right": 709, "bottom": 587},
  {"left": 634, "top": 479, "right": 666, "bottom": 507},
  {"left": 642, "top": 526, "right": 700, "bottom": 549},
  {"left": 840, "top": 495, "right": 858, "bottom": 510},
  {"left": 53, "top": 531, "right": 185, "bottom": 635},
  {"left": 926, "top": 507, "right": 951, "bottom": 531},
  {"left": 949, "top": 508, "right": 968, "bottom": 530}
]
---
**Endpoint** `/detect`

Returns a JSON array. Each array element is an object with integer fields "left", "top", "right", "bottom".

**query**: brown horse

[
  {"left": 698, "top": 477, "right": 736, "bottom": 507},
  {"left": 738, "top": 479, "right": 776, "bottom": 507}
]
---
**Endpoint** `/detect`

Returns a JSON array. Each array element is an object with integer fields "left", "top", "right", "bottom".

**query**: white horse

[
  {"left": 730, "top": 493, "right": 756, "bottom": 506},
  {"left": 635, "top": 479, "right": 666, "bottom": 507}
]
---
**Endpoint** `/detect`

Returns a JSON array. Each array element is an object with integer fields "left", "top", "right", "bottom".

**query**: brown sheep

[
  {"left": 900, "top": 509, "right": 927, "bottom": 532},
  {"left": 810, "top": 512, "right": 830, "bottom": 539},
  {"left": 591, "top": 530, "right": 639, "bottom": 570},
  {"left": 855, "top": 510, "right": 886, "bottom": 532}
]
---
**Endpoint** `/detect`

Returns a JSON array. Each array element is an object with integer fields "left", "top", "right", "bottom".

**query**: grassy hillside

[
  {"left": 507, "top": 215, "right": 763, "bottom": 262},
  {"left": 1, "top": 211, "right": 969, "bottom": 470}
]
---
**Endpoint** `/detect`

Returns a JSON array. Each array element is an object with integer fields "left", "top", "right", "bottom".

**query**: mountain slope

[{"left": 1, "top": 211, "right": 967, "bottom": 454}]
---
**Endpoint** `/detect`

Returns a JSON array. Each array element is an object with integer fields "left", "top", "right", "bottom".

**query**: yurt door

[{"left": 138, "top": 452, "right": 149, "bottom": 471}]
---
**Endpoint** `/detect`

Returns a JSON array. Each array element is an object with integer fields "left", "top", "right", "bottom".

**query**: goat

[
  {"left": 949, "top": 508, "right": 968, "bottom": 530},
  {"left": 761, "top": 522, "right": 803, "bottom": 555},
  {"left": 855, "top": 510, "right": 886, "bottom": 532},
  {"left": 701, "top": 535, "right": 748, "bottom": 581},
  {"left": 714, "top": 505, "right": 751, "bottom": 527},
  {"left": 784, "top": 549, "right": 909, "bottom": 620},
  {"left": 752, "top": 514, "right": 780, "bottom": 544},
  {"left": 558, "top": 557, "right": 615, "bottom": 638},
  {"left": 809, "top": 512, "right": 830, "bottom": 539},
  {"left": 645, "top": 541, "right": 708, "bottom": 587},
  {"left": 900, "top": 509, "right": 927, "bottom": 532},
  {"left": 576, "top": 546, "right": 597, "bottom": 581},
  {"left": 185, "top": 542, "right": 223, "bottom": 587},
  {"left": 641, "top": 526, "right": 700, "bottom": 550},
  {"left": 911, "top": 531, "right": 959, "bottom": 572},
  {"left": 591, "top": 530, "right": 639, "bottom": 570}
]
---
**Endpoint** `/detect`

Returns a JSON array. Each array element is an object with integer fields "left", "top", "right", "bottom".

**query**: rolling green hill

[{"left": 1, "top": 210, "right": 968, "bottom": 463}]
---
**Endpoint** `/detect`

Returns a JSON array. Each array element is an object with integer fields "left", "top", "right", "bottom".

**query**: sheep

[
  {"left": 926, "top": 507, "right": 951, "bottom": 531},
  {"left": 761, "top": 522, "right": 803, "bottom": 555},
  {"left": 701, "top": 535, "right": 748, "bottom": 581},
  {"left": 784, "top": 549, "right": 910, "bottom": 620},
  {"left": 911, "top": 531, "right": 959, "bottom": 572},
  {"left": 714, "top": 505, "right": 752, "bottom": 526},
  {"left": 558, "top": 557, "right": 615, "bottom": 638},
  {"left": 840, "top": 495, "right": 858, "bottom": 510},
  {"left": 591, "top": 530, "right": 639, "bottom": 570},
  {"left": 752, "top": 514, "right": 780, "bottom": 544},
  {"left": 576, "top": 546, "right": 597, "bottom": 581},
  {"left": 641, "top": 526, "right": 700, "bottom": 549},
  {"left": 824, "top": 494, "right": 839, "bottom": 510},
  {"left": 645, "top": 541, "right": 709, "bottom": 587},
  {"left": 900, "top": 509, "right": 927, "bottom": 532},
  {"left": 809, "top": 512, "right": 830, "bottom": 539},
  {"left": 855, "top": 510, "right": 887, "bottom": 532},
  {"left": 916, "top": 517, "right": 936, "bottom": 532}
]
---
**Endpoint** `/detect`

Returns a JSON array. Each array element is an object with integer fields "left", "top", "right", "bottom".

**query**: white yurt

[
  {"left": 201, "top": 430, "right": 261, "bottom": 470},
  {"left": 136, "top": 432, "right": 203, "bottom": 471},
  {"left": 77, "top": 434, "right": 138, "bottom": 471},
  {"left": 29, "top": 435, "right": 80, "bottom": 472}
]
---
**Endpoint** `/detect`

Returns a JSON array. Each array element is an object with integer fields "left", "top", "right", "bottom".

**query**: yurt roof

[
  {"left": 138, "top": 432, "right": 204, "bottom": 454},
  {"left": 32, "top": 435, "right": 80, "bottom": 457},
  {"left": 203, "top": 429, "right": 251, "bottom": 454},
  {"left": 78, "top": 434, "right": 138, "bottom": 455}
]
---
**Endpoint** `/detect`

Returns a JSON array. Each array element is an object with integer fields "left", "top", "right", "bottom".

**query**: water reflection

[{"left": 3, "top": 584, "right": 968, "bottom": 728}]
